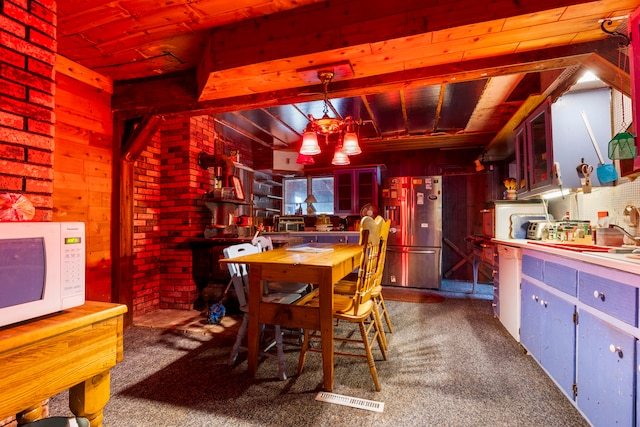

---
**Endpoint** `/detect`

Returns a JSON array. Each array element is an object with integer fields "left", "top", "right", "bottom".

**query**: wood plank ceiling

[{"left": 56, "top": 0, "right": 636, "bottom": 163}]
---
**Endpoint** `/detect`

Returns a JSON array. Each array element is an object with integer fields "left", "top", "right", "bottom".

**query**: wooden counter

[{"left": 0, "top": 301, "right": 128, "bottom": 427}]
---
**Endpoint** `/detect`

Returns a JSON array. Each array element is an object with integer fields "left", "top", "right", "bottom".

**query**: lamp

[
  {"left": 296, "top": 152, "right": 315, "bottom": 165},
  {"left": 304, "top": 193, "right": 318, "bottom": 216},
  {"left": 331, "top": 145, "right": 350, "bottom": 165},
  {"left": 299, "top": 70, "right": 362, "bottom": 164}
]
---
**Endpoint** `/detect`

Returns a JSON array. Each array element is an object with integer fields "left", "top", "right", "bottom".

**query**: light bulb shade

[
  {"left": 300, "top": 130, "right": 321, "bottom": 155},
  {"left": 296, "top": 153, "right": 315, "bottom": 165},
  {"left": 341, "top": 132, "right": 361, "bottom": 155},
  {"left": 304, "top": 194, "right": 317, "bottom": 203},
  {"left": 331, "top": 147, "right": 350, "bottom": 165}
]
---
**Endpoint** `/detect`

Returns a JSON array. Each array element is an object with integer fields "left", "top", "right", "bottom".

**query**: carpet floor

[{"left": 49, "top": 294, "right": 588, "bottom": 427}]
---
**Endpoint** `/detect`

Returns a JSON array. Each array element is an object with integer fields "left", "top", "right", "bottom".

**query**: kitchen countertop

[
  {"left": 493, "top": 238, "right": 640, "bottom": 275},
  {"left": 263, "top": 231, "right": 360, "bottom": 235}
]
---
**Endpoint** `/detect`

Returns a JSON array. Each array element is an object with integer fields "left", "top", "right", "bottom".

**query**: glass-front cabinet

[
  {"left": 334, "top": 167, "right": 379, "bottom": 215},
  {"left": 514, "top": 125, "right": 528, "bottom": 192},
  {"left": 527, "top": 102, "right": 553, "bottom": 191},
  {"left": 515, "top": 99, "right": 553, "bottom": 195}
]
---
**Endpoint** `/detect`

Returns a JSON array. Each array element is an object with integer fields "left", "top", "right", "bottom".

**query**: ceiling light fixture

[{"left": 299, "top": 70, "right": 362, "bottom": 165}]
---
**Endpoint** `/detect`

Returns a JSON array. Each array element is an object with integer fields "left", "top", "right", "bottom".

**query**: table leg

[
  {"left": 68, "top": 371, "right": 111, "bottom": 427},
  {"left": 247, "top": 264, "right": 263, "bottom": 376},
  {"left": 318, "top": 269, "right": 335, "bottom": 391},
  {"left": 472, "top": 256, "right": 479, "bottom": 294}
]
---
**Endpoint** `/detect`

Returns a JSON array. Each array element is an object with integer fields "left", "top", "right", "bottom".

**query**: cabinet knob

[
  {"left": 539, "top": 299, "right": 547, "bottom": 308},
  {"left": 609, "top": 344, "right": 624, "bottom": 358},
  {"left": 593, "top": 290, "right": 605, "bottom": 301},
  {"left": 531, "top": 294, "right": 539, "bottom": 302}
]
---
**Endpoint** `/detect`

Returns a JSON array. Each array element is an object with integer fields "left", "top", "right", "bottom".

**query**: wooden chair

[
  {"left": 224, "top": 243, "right": 303, "bottom": 380},
  {"left": 334, "top": 216, "right": 392, "bottom": 350},
  {"left": 296, "top": 215, "right": 387, "bottom": 391}
]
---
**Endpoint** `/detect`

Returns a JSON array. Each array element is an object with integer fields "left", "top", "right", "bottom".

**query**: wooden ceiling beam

[
  {"left": 361, "top": 132, "right": 495, "bottom": 152},
  {"left": 114, "top": 38, "right": 620, "bottom": 120},
  {"left": 195, "top": 0, "right": 592, "bottom": 100}
]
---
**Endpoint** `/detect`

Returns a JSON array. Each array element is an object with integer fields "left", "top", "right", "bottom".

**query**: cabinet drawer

[
  {"left": 578, "top": 272, "right": 638, "bottom": 327},
  {"left": 522, "top": 254, "right": 543, "bottom": 281},
  {"left": 544, "top": 262, "right": 577, "bottom": 296}
]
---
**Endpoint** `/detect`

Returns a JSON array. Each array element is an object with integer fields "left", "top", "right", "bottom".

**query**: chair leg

[
  {"left": 359, "top": 320, "right": 381, "bottom": 392},
  {"left": 275, "top": 325, "right": 287, "bottom": 380},
  {"left": 369, "top": 312, "right": 387, "bottom": 361},
  {"left": 371, "top": 300, "right": 388, "bottom": 352},
  {"left": 229, "top": 312, "right": 249, "bottom": 365},
  {"left": 377, "top": 294, "right": 393, "bottom": 333},
  {"left": 297, "top": 329, "right": 311, "bottom": 375}
]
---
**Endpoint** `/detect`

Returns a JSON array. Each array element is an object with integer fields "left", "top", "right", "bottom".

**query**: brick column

[{"left": 157, "top": 116, "right": 214, "bottom": 309}]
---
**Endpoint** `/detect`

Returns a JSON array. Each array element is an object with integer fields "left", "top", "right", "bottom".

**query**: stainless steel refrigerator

[{"left": 381, "top": 176, "right": 442, "bottom": 289}]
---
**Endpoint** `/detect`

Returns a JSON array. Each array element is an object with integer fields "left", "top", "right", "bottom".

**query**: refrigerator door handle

[{"left": 387, "top": 248, "right": 437, "bottom": 254}]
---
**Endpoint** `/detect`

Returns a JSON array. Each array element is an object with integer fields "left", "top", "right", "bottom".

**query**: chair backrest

[
  {"left": 372, "top": 216, "right": 391, "bottom": 287},
  {"left": 223, "top": 243, "right": 260, "bottom": 308},
  {"left": 352, "top": 216, "right": 384, "bottom": 314},
  {"left": 252, "top": 235, "right": 274, "bottom": 252}
]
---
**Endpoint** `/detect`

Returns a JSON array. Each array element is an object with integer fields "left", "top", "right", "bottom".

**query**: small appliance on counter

[
  {"left": 526, "top": 219, "right": 591, "bottom": 241},
  {"left": 481, "top": 200, "right": 546, "bottom": 240},
  {"left": 276, "top": 216, "right": 305, "bottom": 232}
]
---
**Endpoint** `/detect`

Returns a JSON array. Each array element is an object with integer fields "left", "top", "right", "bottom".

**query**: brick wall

[
  {"left": 0, "top": 0, "right": 57, "bottom": 220},
  {"left": 130, "top": 116, "right": 217, "bottom": 314},
  {"left": 132, "top": 131, "right": 162, "bottom": 315},
  {"left": 0, "top": 1, "right": 57, "bottom": 424}
]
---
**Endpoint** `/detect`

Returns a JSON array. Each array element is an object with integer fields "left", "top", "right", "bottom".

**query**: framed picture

[{"left": 232, "top": 176, "right": 245, "bottom": 200}]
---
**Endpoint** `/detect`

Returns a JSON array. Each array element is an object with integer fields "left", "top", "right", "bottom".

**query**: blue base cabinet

[
  {"left": 577, "top": 310, "right": 635, "bottom": 427},
  {"left": 521, "top": 249, "right": 640, "bottom": 427}
]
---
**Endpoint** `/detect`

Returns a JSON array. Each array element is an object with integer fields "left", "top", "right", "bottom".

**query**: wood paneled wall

[{"left": 53, "top": 70, "right": 114, "bottom": 302}]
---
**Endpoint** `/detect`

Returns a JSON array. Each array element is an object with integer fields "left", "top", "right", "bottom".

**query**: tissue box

[{"left": 595, "top": 228, "right": 624, "bottom": 246}]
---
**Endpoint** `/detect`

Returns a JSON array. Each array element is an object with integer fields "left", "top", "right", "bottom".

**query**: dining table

[{"left": 219, "top": 242, "right": 363, "bottom": 391}]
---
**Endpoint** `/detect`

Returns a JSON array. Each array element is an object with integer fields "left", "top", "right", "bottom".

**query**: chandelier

[{"left": 297, "top": 71, "right": 361, "bottom": 166}]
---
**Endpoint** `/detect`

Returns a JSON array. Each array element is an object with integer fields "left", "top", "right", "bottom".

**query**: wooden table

[
  {"left": 0, "top": 301, "right": 128, "bottom": 427},
  {"left": 220, "top": 243, "right": 362, "bottom": 391}
]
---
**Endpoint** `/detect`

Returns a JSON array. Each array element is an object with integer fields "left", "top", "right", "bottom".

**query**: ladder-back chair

[
  {"left": 224, "top": 243, "right": 302, "bottom": 380},
  {"left": 296, "top": 215, "right": 387, "bottom": 391}
]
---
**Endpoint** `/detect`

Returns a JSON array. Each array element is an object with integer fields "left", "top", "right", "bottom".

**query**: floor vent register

[{"left": 315, "top": 392, "right": 385, "bottom": 412}]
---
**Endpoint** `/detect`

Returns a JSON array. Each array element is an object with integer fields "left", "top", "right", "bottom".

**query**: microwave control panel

[{"left": 60, "top": 223, "right": 85, "bottom": 297}]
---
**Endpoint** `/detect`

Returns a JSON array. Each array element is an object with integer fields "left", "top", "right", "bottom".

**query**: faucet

[{"left": 608, "top": 224, "right": 640, "bottom": 243}]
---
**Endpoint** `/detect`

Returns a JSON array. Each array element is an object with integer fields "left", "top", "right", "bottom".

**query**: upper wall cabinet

[
  {"left": 334, "top": 167, "right": 380, "bottom": 215},
  {"left": 516, "top": 88, "right": 613, "bottom": 197},
  {"left": 515, "top": 100, "right": 553, "bottom": 194}
]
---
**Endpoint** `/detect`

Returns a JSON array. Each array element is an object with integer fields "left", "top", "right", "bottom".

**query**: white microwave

[{"left": 0, "top": 221, "right": 85, "bottom": 328}]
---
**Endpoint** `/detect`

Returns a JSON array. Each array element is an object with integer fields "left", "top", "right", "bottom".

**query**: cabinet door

[
  {"left": 521, "top": 279, "right": 543, "bottom": 360},
  {"left": 355, "top": 168, "right": 377, "bottom": 211},
  {"left": 334, "top": 170, "right": 354, "bottom": 214},
  {"left": 514, "top": 124, "right": 528, "bottom": 193},
  {"left": 541, "top": 289, "right": 576, "bottom": 398},
  {"left": 527, "top": 101, "right": 553, "bottom": 191},
  {"left": 577, "top": 310, "right": 635, "bottom": 427},
  {"left": 521, "top": 279, "right": 576, "bottom": 397}
]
